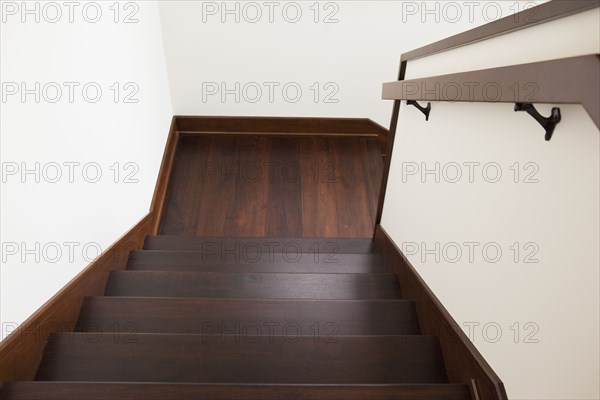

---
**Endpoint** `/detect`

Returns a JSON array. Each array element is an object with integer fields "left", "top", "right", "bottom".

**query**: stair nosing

[
  {"left": 83, "top": 296, "right": 412, "bottom": 303},
  {"left": 110, "top": 270, "right": 396, "bottom": 277}
]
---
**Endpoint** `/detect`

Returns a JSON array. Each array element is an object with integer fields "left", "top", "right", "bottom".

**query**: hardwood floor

[{"left": 159, "top": 135, "right": 383, "bottom": 237}]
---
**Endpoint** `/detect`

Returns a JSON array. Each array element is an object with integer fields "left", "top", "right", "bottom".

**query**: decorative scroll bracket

[
  {"left": 514, "top": 103, "right": 561, "bottom": 141},
  {"left": 406, "top": 100, "right": 431, "bottom": 121}
]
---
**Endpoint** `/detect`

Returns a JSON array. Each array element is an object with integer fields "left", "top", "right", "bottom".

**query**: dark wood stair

[
  {"left": 35, "top": 333, "right": 447, "bottom": 383},
  {"left": 127, "top": 250, "right": 387, "bottom": 273},
  {"left": 105, "top": 271, "right": 402, "bottom": 299},
  {"left": 0, "top": 383, "right": 473, "bottom": 400},
  {"left": 75, "top": 297, "right": 421, "bottom": 335},
  {"left": 1, "top": 236, "right": 472, "bottom": 399},
  {"left": 143, "top": 235, "right": 377, "bottom": 253}
]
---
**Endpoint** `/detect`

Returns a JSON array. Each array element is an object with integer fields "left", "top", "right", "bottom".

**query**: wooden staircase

[
  {"left": 1, "top": 236, "right": 472, "bottom": 399},
  {"left": 0, "top": 117, "right": 506, "bottom": 399},
  {"left": 5, "top": 2, "right": 596, "bottom": 394}
]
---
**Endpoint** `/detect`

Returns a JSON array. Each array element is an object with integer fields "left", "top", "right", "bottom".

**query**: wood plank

[
  {"left": 229, "top": 136, "right": 270, "bottom": 236},
  {"left": 0, "top": 382, "right": 472, "bottom": 400},
  {"left": 159, "top": 136, "right": 211, "bottom": 235},
  {"left": 127, "top": 251, "right": 386, "bottom": 273},
  {"left": 299, "top": 137, "right": 337, "bottom": 237},
  {"left": 332, "top": 139, "right": 374, "bottom": 236},
  {"left": 144, "top": 236, "right": 376, "bottom": 253},
  {"left": 266, "top": 137, "right": 303, "bottom": 236},
  {"left": 375, "top": 225, "right": 507, "bottom": 400},
  {"left": 75, "top": 297, "right": 420, "bottom": 335},
  {"left": 199, "top": 136, "right": 240, "bottom": 235},
  {"left": 104, "top": 271, "right": 402, "bottom": 300},
  {"left": 34, "top": 333, "right": 448, "bottom": 384}
]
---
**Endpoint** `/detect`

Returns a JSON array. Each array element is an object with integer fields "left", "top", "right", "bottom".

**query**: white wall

[
  {"left": 0, "top": 1, "right": 172, "bottom": 335},
  {"left": 159, "top": 0, "right": 550, "bottom": 125},
  {"left": 381, "top": 9, "right": 600, "bottom": 400}
]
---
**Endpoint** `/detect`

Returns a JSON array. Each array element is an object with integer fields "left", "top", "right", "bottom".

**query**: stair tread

[
  {"left": 0, "top": 382, "right": 472, "bottom": 400},
  {"left": 127, "top": 251, "right": 386, "bottom": 273},
  {"left": 35, "top": 333, "right": 447, "bottom": 384},
  {"left": 105, "top": 271, "right": 401, "bottom": 300},
  {"left": 76, "top": 297, "right": 420, "bottom": 335},
  {"left": 143, "top": 236, "right": 376, "bottom": 253}
]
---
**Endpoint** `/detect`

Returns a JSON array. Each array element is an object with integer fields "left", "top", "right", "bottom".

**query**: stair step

[
  {"left": 143, "top": 236, "right": 376, "bottom": 253},
  {"left": 35, "top": 333, "right": 447, "bottom": 384},
  {"left": 76, "top": 297, "right": 420, "bottom": 335},
  {"left": 0, "top": 382, "right": 472, "bottom": 400},
  {"left": 127, "top": 251, "right": 386, "bottom": 273},
  {"left": 105, "top": 271, "right": 401, "bottom": 300}
]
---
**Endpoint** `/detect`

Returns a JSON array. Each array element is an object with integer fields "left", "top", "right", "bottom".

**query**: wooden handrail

[
  {"left": 382, "top": 55, "right": 600, "bottom": 128},
  {"left": 402, "top": 0, "right": 600, "bottom": 62},
  {"left": 377, "top": 0, "right": 600, "bottom": 223}
]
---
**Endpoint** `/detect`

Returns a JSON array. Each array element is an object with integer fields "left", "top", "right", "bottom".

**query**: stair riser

[
  {"left": 0, "top": 383, "right": 472, "bottom": 400},
  {"left": 76, "top": 298, "right": 421, "bottom": 336},
  {"left": 144, "top": 236, "right": 375, "bottom": 253},
  {"left": 127, "top": 251, "right": 386, "bottom": 273},
  {"left": 104, "top": 272, "right": 402, "bottom": 300},
  {"left": 35, "top": 334, "right": 448, "bottom": 384}
]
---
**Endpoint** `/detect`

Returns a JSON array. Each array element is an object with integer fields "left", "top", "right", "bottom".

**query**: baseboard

[{"left": 374, "top": 225, "right": 508, "bottom": 400}]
